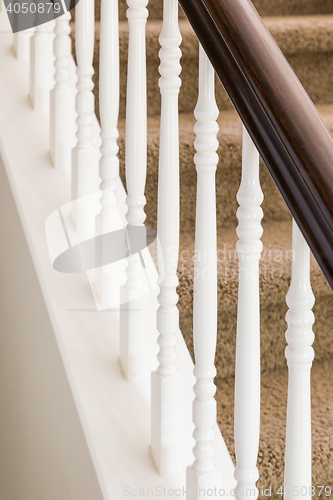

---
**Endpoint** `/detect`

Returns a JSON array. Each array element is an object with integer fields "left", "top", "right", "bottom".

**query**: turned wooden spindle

[
  {"left": 71, "top": 0, "right": 98, "bottom": 233},
  {"left": 119, "top": 0, "right": 150, "bottom": 382},
  {"left": 50, "top": 10, "right": 75, "bottom": 170},
  {"left": 151, "top": 0, "right": 183, "bottom": 476},
  {"left": 284, "top": 219, "right": 315, "bottom": 500},
  {"left": 94, "top": 0, "right": 124, "bottom": 307},
  {"left": 186, "top": 45, "right": 221, "bottom": 499},
  {"left": 234, "top": 126, "right": 263, "bottom": 500}
]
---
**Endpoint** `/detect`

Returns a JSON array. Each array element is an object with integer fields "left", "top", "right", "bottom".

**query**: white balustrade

[
  {"left": 71, "top": 0, "right": 98, "bottom": 232},
  {"left": 151, "top": 0, "right": 183, "bottom": 476},
  {"left": 30, "top": 20, "right": 55, "bottom": 113},
  {"left": 50, "top": 10, "right": 75, "bottom": 170},
  {"left": 119, "top": 0, "right": 150, "bottom": 382},
  {"left": 284, "top": 220, "right": 315, "bottom": 500},
  {"left": 233, "top": 127, "right": 263, "bottom": 500},
  {"left": 94, "top": 0, "right": 124, "bottom": 306},
  {"left": 186, "top": 45, "right": 221, "bottom": 499}
]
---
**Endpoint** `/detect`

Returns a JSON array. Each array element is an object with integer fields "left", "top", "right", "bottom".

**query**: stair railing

[{"left": 5, "top": 0, "right": 331, "bottom": 496}]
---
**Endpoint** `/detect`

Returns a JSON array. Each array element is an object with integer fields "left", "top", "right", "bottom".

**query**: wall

[{"left": 0, "top": 155, "right": 104, "bottom": 500}]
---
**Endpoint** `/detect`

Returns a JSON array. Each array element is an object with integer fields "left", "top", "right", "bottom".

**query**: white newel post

[
  {"left": 50, "top": 10, "right": 75, "bottom": 170},
  {"left": 151, "top": 0, "right": 183, "bottom": 476},
  {"left": 234, "top": 127, "right": 263, "bottom": 500},
  {"left": 94, "top": 0, "right": 124, "bottom": 306},
  {"left": 284, "top": 220, "right": 315, "bottom": 500},
  {"left": 71, "top": 0, "right": 98, "bottom": 233},
  {"left": 30, "top": 20, "right": 55, "bottom": 113},
  {"left": 186, "top": 45, "right": 221, "bottom": 499},
  {"left": 119, "top": 0, "right": 150, "bottom": 382}
]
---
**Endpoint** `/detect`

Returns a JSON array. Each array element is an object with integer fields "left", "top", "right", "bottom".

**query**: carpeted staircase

[{"left": 72, "top": 0, "right": 333, "bottom": 493}]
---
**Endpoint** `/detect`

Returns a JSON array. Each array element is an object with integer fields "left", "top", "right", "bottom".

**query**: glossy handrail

[{"left": 178, "top": 0, "right": 333, "bottom": 289}]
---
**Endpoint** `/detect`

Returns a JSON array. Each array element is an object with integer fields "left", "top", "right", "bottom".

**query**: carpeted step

[
  {"left": 117, "top": 104, "right": 333, "bottom": 230},
  {"left": 216, "top": 358, "right": 333, "bottom": 498},
  {"left": 70, "top": 15, "right": 333, "bottom": 119},
  {"left": 172, "top": 220, "right": 333, "bottom": 379}
]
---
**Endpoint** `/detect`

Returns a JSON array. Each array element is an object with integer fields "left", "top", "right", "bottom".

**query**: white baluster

[
  {"left": 119, "top": 0, "right": 150, "bottom": 381},
  {"left": 30, "top": 20, "right": 55, "bottom": 113},
  {"left": 233, "top": 127, "right": 263, "bottom": 500},
  {"left": 12, "top": 0, "right": 35, "bottom": 61},
  {"left": 13, "top": 28, "right": 35, "bottom": 62},
  {"left": 235, "top": 127, "right": 263, "bottom": 500},
  {"left": 151, "top": 0, "right": 183, "bottom": 476},
  {"left": 94, "top": 0, "right": 124, "bottom": 306},
  {"left": 284, "top": 220, "right": 315, "bottom": 500},
  {"left": 50, "top": 10, "right": 75, "bottom": 170},
  {"left": 186, "top": 45, "right": 221, "bottom": 499},
  {"left": 71, "top": 0, "right": 98, "bottom": 233}
]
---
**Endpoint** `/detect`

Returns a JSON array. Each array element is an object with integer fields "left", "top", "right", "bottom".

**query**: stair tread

[
  {"left": 119, "top": 103, "right": 333, "bottom": 142},
  {"left": 264, "top": 13, "right": 333, "bottom": 23},
  {"left": 175, "top": 220, "right": 329, "bottom": 285},
  {"left": 216, "top": 358, "right": 333, "bottom": 491},
  {"left": 264, "top": 14, "right": 333, "bottom": 53},
  {"left": 140, "top": 14, "right": 333, "bottom": 56},
  {"left": 118, "top": 109, "right": 243, "bottom": 143}
]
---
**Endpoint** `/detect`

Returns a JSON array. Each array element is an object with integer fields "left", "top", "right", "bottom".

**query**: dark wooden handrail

[{"left": 178, "top": 0, "right": 333, "bottom": 289}]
